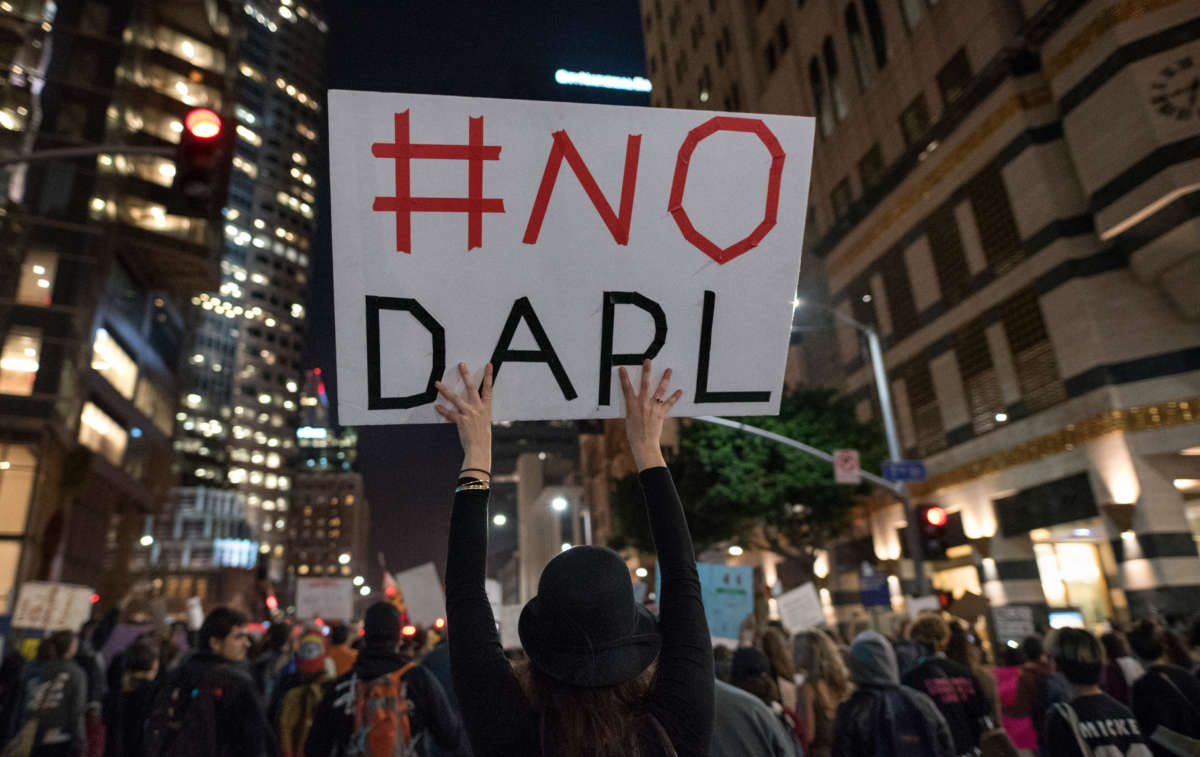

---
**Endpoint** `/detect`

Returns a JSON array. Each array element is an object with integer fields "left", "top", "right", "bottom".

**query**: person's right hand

[
  {"left": 618, "top": 359, "right": 682, "bottom": 471},
  {"left": 435, "top": 363, "right": 493, "bottom": 476}
]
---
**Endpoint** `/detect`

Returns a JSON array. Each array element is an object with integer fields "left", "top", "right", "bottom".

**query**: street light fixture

[
  {"left": 635, "top": 567, "right": 648, "bottom": 578},
  {"left": 728, "top": 545, "right": 743, "bottom": 556},
  {"left": 359, "top": 585, "right": 371, "bottom": 596},
  {"left": 492, "top": 513, "right": 508, "bottom": 527},
  {"left": 550, "top": 495, "right": 569, "bottom": 513},
  {"left": 353, "top": 575, "right": 365, "bottom": 586},
  {"left": 560, "top": 542, "right": 572, "bottom": 552},
  {"left": 338, "top": 553, "right": 351, "bottom": 565},
  {"left": 139, "top": 535, "right": 154, "bottom": 547}
]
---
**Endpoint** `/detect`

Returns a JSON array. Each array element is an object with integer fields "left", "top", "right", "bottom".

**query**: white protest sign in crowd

[
  {"left": 295, "top": 577, "right": 355, "bottom": 622},
  {"left": 776, "top": 582, "right": 826, "bottom": 633},
  {"left": 12, "top": 581, "right": 94, "bottom": 632},
  {"left": 394, "top": 562, "right": 446, "bottom": 626},
  {"left": 328, "top": 91, "right": 814, "bottom": 424}
]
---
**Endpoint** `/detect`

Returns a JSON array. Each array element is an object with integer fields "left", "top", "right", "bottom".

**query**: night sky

[{"left": 309, "top": 1, "right": 649, "bottom": 583}]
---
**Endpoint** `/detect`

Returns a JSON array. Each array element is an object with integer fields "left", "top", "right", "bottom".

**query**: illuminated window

[
  {"left": 297, "top": 564, "right": 309, "bottom": 575},
  {"left": 79, "top": 402, "right": 127, "bottom": 466},
  {"left": 16, "top": 251, "right": 58, "bottom": 306},
  {"left": 0, "top": 328, "right": 42, "bottom": 396},
  {"left": 0, "top": 444, "right": 36, "bottom": 537},
  {"left": 91, "top": 328, "right": 138, "bottom": 399},
  {"left": 344, "top": 495, "right": 355, "bottom": 505},
  {"left": 130, "top": 26, "right": 225, "bottom": 72},
  {"left": 116, "top": 196, "right": 205, "bottom": 244},
  {"left": 124, "top": 62, "right": 223, "bottom": 108}
]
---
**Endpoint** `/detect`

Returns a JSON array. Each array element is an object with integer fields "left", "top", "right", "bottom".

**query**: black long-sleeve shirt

[{"left": 445, "top": 466, "right": 714, "bottom": 756}]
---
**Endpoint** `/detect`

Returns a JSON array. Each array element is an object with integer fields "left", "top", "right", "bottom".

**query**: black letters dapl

[
  {"left": 695, "top": 290, "right": 771, "bottom": 404},
  {"left": 598, "top": 291, "right": 667, "bottom": 405},
  {"left": 366, "top": 295, "right": 445, "bottom": 410},
  {"left": 489, "top": 296, "right": 578, "bottom": 400}
]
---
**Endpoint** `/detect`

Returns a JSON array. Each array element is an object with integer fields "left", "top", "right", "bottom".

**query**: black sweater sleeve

[
  {"left": 639, "top": 466, "right": 715, "bottom": 756},
  {"left": 445, "top": 488, "right": 540, "bottom": 757}
]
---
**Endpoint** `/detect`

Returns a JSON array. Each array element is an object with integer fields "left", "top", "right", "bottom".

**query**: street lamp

[
  {"left": 492, "top": 513, "right": 508, "bottom": 527},
  {"left": 794, "top": 297, "right": 930, "bottom": 596},
  {"left": 338, "top": 553, "right": 351, "bottom": 565},
  {"left": 139, "top": 535, "right": 154, "bottom": 547},
  {"left": 550, "top": 495, "right": 569, "bottom": 513},
  {"left": 728, "top": 545, "right": 744, "bottom": 556},
  {"left": 353, "top": 575, "right": 365, "bottom": 586}
]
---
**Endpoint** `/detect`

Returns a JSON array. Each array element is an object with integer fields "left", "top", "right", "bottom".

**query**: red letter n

[{"left": 522, "top": 131, "right": 642, "bottom": 246}]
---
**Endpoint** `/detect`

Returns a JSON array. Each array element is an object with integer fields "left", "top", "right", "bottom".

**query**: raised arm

[
  {"left": 619, "top": 361, "right": 714, "bottom": 756},
  {"left": 438, "top": 364, "right": 539, "bottom": 756}
]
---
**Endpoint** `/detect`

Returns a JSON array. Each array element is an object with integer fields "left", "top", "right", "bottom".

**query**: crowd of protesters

[{"left": 1, "top": 360, "right": 1198, "bottom": 756}]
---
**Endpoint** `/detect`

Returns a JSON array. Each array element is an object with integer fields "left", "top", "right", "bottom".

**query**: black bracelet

[{"left": 460, "top": 467, "right": 491, "bottom": 478}]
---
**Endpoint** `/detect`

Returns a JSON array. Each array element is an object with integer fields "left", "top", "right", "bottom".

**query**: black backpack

[{"left": 142, "top": 673, "right": 224, "bottom": 757}]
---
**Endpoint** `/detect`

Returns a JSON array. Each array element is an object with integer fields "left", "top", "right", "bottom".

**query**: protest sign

[
  {"left": 658, "top": 562, "right": 753, "bottom": 644},
  {"left": 12, "top": 581, "right": 93, "bottom": 632},
  {"left": 776, "top": 582, "right": 825, "bottom": 632},
  {"left": 295, "top": 578, "right": 355, "bottom": 621},
  {"left": 328, "top": 90, "right": 814, "bottom": 424},
  {"left": 993, "top": 605, "right": 1036, "bottom": 642},
  {"left": 394, "top": 562, "right": 446, "bottom": 626},
  {"left": 908, "top": 595, "right": 942, "bottom": 615}
]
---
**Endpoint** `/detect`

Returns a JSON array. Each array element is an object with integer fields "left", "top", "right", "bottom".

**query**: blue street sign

[
  {"left": 859, "top": 574, "right": 891, "bottom": 608},
  {"left": 883, "top": 460, "right": 926, "bottom": 482}
]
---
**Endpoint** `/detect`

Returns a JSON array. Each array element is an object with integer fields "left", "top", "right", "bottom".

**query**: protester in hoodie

[
  {"left": 832, "top": 630, "right": 955, "bottom": 757},
  {"left": 900, "top": 614, "right": 990, "bottom": 756},
  {"left": 304, "top": 602, "right": 463, "bottom": 757},
  {"left": 711, "top": 678, "right": 799, "bottom": 757},
  {"left": 276, "top": 632, "right": 330, "bottom": 757}
]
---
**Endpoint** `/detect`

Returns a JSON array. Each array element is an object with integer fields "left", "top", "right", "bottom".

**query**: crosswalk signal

[
  {"left": 916, "top": 504, "right": 951, "bottom": 560},
  {"left": 168, "top": 108, "right": 233, "bottom": 217}
]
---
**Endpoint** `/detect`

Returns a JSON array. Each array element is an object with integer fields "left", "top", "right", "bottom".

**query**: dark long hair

[{"left": 514, "top": 658, "right": 659, "bottom": 757}]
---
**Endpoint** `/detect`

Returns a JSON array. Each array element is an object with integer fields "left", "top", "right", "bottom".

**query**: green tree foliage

[{"left": 609, "top": 388, "right": 887, "bottom": 559}]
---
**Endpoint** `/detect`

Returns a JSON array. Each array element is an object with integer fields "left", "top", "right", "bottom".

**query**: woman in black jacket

[{"left": 439, "top": 360, "right": 714, "bottom": 757}]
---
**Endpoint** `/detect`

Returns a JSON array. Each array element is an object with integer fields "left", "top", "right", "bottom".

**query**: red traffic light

[
  {"left": 265, "top": 595, "right": 278, "bottom": 611},
  {"left": 924, "top": 505, "right": 948, "bottom": 527},
  {"left": 184, "top": 108, "right": 222, "bottom": 139},
  {"left": 401, "top": 624, "right": 418, "bottom": 637},
  {"left": 434, "top": 617, "right": 446, "bottom": 630},
  {"left": 90, "top": 593, "right": 100, "bottom": 604}
]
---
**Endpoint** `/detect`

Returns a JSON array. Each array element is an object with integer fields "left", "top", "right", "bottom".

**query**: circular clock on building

[{"left": 1150, "top": 55, "right": 1199, "bottom": 120}]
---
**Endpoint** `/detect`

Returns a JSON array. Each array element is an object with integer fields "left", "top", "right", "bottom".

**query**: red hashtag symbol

[{"left": 371, "top": 110, "right": 505, "bottom": 253}]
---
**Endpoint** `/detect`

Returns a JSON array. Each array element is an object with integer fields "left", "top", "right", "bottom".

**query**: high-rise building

[
  {"left": 287, "top": 368, "right": 368, "bottom": 596},
  {"left": 641, "top": 0, "right": 1200, "bottom": 621},
  {"left": 169, "top": 0, "right": 326, "bottom": 585},
  {"left": 0, "top": 0, "right": 238, "bottom": 609}
]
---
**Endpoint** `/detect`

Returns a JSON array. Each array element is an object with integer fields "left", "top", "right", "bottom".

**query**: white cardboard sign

[
  {"left": 12, "top": 581, "right": 94, "bottom": 632},
  {"left": 498, "top": 604, "right": 523, "bottom": 650},
  {"left": 394, "top": 562, "right": 446, "bottom": 626},
  {"left": 328, "top": 90, "right": 815, "bottom": 424},
  {"left": 776, "top": 582, "right": 825, "bottom": 632},
  {"left": 295, "top": 577, "right": 355, "bottom": 621},
  {"left": 993, "top": 605, "right": 1036, "bottom": 642}
]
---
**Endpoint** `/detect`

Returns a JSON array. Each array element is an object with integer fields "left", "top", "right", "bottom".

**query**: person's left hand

[{"left": 435, "top": 363, "right": 493, "bottom": 474}]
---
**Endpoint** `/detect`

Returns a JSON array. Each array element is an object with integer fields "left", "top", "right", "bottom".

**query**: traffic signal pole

[{"left": 864, "top": 326, "right": 930, "bottom": 598}]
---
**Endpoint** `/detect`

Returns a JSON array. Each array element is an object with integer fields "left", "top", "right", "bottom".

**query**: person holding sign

[{"left": 441, "top": 360, "right": 713, "bottom": 757}]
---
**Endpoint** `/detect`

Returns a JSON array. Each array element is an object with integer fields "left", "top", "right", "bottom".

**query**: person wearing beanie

[
  {"left": 441, "top": 361, "right": 713, "bottom": 757},
  {"left": 304, "top": 603, "right": 462, "bottom": 756},
  {"left": 900, "top": 614, "right": 991, "bottom": 756},
  {"left": 832, "top": 630, "right": 956, "bottom": 756}
]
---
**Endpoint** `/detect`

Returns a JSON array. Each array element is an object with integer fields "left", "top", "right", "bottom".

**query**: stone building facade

[{"left": 640, "top": 0, "right": 1200, "bottom": 624}]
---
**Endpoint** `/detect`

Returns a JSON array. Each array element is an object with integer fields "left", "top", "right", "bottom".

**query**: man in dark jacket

[
  {"left": 833, "top": 630, "right": 955, "bottom": 757},
  {"left": 901, "top": 615, "right": 991, "bottom": 756},
  {"left": 146, "top": 607, "right": 275, "bottom": 757},
  {"left": 306, "top": 602, "right": 463, "bottom": 757}
]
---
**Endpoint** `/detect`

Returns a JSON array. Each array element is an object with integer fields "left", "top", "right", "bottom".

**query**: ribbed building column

[
  {"left": 981, "top": 531, "right": 1049, "bottom": 625},
  {"left": 1113, "top": 457, "right": 1200, "bottom": 617}
]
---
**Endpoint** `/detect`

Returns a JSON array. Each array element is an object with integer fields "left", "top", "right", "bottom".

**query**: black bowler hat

[{"left": 519, "top": 546, "right": 661, "bottom": 688}]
